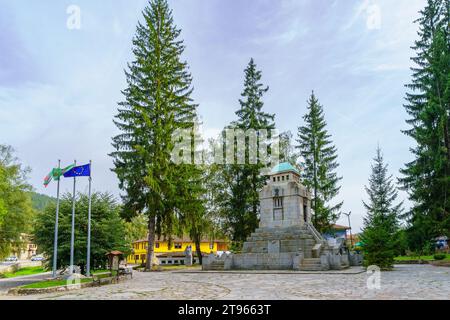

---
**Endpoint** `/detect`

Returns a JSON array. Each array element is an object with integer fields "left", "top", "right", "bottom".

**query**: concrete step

[
  {"left": 300, "top": 258, "right": 323, "bottom": 271},
  {"left": 301, "top": 258, "right": 321, "bottom": 266},
  {"left": 299, "top": 266, "right": 324, "bottom": 271}
]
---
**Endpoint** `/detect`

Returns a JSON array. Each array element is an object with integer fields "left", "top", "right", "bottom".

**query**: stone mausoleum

[{"left": 203, "top": 162, "right": 359, "bottom": 271}]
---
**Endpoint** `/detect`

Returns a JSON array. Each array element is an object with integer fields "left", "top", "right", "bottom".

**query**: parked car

[
  {"left": 31, "top": 255, "right": 44, "bottom": 261},
  {"left": 5, "top": 256, "right": 18, "bottom": 262}
]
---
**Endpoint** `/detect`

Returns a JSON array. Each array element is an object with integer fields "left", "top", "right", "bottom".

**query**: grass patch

[
  {"left": 394, "top": 254, "right": 450, "bottom": 261},
  {"left": 92, "top": 270, "right": 117, "bottom": 278},
  {"left": 20, "top": 278, "right": 92, "bottom": 289},
  {"left": 91, "top": 269, "right": 110, "bottom": 275},
  {"left": 2, "top": 266, "right": 46, "bottom": 278}
]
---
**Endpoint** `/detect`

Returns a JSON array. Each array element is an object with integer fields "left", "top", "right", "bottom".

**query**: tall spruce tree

[
  {"left": 361, "top": 147, "right": 402, "bottom": 269},
  {"left": 110, "top": 0, "right": 198, "bottom": 270},
  {"left": 400, "top": 0, "right": 450, "bottom": 251},
  {"left": 223, "top": 58, "right": 275, "bottom": 244},
  {"left": 296, "top": 91, "right": 343, "bottom": 233},
  {"left": 175, "top": 120, "right": 208, "bottom": 264}
]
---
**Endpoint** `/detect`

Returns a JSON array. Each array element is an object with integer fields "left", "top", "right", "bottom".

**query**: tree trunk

[
  {"left": 445, "top": 122, "right": 450, "bottom": 164},
  {"left": 194, "top": 235, "right": 203, "bottom": 265},
  {"left": 146, "top": 215, "right": 156, "bottom": 271}
]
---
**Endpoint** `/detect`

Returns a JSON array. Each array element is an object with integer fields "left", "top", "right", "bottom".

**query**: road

[{"left": 0, "top": 272, "right": 51, "bottom": 294}]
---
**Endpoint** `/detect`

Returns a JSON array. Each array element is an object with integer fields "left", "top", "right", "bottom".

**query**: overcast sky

[{"left": 0, "top": 0, "right": 426, "bottom": 232}]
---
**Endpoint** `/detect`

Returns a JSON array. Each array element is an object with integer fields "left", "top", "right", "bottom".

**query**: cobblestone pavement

[{"left": 1, "top": 265, "right": 449, "bottom": 300}]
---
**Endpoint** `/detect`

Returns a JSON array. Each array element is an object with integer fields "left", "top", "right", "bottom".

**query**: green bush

[{"left": 433, "top": 254, "right": 446, "bottom": 260}]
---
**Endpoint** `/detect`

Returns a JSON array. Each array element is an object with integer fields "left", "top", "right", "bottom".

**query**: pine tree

[
  {"left": 110, "top": 0, "right": 198, "bottom": 270},
  {"left": 223, "top": 58, "right": 275, "bottom": 244},
  {"left": 361, "top": 147, "right": 402, "bottom": 269},
  {"left": 296, "top": 92, "right": 343, "bottom": 233},
  {"left": 175, "top": 120, "right": 208, "bottom": 264},
  {"left": 400, "top": 0, "right": 450, "bottom": 250}
]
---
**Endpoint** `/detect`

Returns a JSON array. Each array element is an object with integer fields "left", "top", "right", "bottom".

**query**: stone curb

[
  {"left": 394, "top": 260, "right": 430, "bottom": 264},
  {"left": 7, "top": 280, "right": 95, "bottom": 296}
]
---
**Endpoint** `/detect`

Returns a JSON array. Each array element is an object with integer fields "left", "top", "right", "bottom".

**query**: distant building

[
  {"left": 323, "top": 224, "right": 350, "bottom": 239},
  {"left": 127, "top": 236, "right": 228, "bottom": 265},
  {"left": 12, "top": 234, "right": 37, "bottom": 260}
]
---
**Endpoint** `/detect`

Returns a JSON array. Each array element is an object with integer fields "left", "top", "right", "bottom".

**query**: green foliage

[
  {"left": 34, "top": 192, "right": 129, "bottom": 273},
  {"left": 110, "top": 0, "right": 202, "bottom": 269},
  {"left": 0, "top": 145, "right": 35, "bottom": 259},
  {"left": 1, "top": 266, "right": 45, "bottom": 278},
  {"left": 29, "top": 192, "right": 56, "bottom": 212},
  {"left": 400, "top": 0, "right": 450, "bottom": 251},
  {"left": 220, "top": 58, "right": 275, "bottom": 243},
  {"left": 433, "top": 253, "right": 446, "bottom": 260},
  {"left": 361, "top": 147, "right": 402, "bottom": 270},
  {"left": 124, "top": 213, "right": 148, "bottom": 244},
  {"left": 296, "top": 92, "right": 343, "bottom": 233}
]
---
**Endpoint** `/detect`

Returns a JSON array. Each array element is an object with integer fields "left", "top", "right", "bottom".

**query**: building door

[{"left": 303, "top": 204, "right": 308, "bottom": 222}]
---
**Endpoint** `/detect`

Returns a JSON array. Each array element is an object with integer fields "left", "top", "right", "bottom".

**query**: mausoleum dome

[{"left": 270, "top": 162, "right": 300, "bottom": 175}]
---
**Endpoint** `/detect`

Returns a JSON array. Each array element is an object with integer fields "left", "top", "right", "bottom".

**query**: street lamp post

[{"left": 343, "top": 211, "right": 353, "bottom": 248}]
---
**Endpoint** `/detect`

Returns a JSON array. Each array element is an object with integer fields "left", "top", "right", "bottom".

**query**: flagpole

[
  {"left": 52, "top": 160, "right": 61, "bottom": 278},
  {"left": 69, "top": 160, "right": 77, "bottom": 274},
  {"left": 86, "top": 160, "right": 92, "bottom": 277}
]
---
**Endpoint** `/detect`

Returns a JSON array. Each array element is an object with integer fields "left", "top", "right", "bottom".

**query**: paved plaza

[{"left": 0, "top": 264, "right": 449, "bottom": 300}]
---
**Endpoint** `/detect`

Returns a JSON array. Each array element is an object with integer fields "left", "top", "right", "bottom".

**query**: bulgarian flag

[{"left": 43, "top": 164, "right": 75, "bottom": 187}]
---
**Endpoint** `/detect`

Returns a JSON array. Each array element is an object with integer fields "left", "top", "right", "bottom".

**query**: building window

[
  {"left": 282, "top": 176, "right": 285, "bottom": 181},
  {"left": 155, "top": 243, "right": 160, "bottom": 248},
  {"left": 209, "top": 243, "right": 214, "bottom": 249},
  {"left": 277, "top": 176, "right": 280, "bottom": 181},
  {"left": 273, "top": 177, "right": 276, "bottom": 182},
  {"left": 273, "top": 197, "right": 283, "bottom": 208},
  {"left": 135, "top": 255, "right": 139, "bottom": 261},
  {"left": 286, "top": 175, "right": 289, "bottom": 180},
  {"left": 174, "top": 243, "right": 182, "bottom": 249}
]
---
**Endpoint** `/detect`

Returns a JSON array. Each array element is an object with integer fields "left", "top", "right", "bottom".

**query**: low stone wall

[
  {"left": 430, "top": 260, "right": 450, "bottom": 267},
  {"left": 232, "top": 252, "right": 296, "bottom": 270}
]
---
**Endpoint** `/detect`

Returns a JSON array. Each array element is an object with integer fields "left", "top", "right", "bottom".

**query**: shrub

[{"left": 433, "top": 254, "right": 446, "bottom": 260}]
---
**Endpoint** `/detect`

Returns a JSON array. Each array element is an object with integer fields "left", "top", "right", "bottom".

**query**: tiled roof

[{"left": 331, "top": 224, "right": 350, "bottom": 230}]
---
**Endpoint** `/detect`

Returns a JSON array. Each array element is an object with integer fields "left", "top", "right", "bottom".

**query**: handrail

[{"left": 306, "top": 222, "right": 325, "bottom": 243}]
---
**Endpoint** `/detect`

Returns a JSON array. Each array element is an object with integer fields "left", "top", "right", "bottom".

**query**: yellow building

[{"left": 127, "top": 236, "right": 228, "bottom": 265}]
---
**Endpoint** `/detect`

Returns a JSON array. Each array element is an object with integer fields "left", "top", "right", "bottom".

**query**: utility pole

[
  {"left": 343, "top": 211, "right": 353, "bottom": 248},
  {"left": 52, "top": 160, "right": 61, "bottom": 278}
]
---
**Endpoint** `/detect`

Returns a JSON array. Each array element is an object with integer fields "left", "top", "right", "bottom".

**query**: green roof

[{"left": 270, "top": 162, "right": 300, "bottom": 175}]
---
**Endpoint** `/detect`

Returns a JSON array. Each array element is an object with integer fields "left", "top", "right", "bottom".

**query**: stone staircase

[
  {"left": 242, "top": 225, "right": 326, "bottom": 259},
  {"left": 300, "top": 258, "right": 323, "bottom": 271}
]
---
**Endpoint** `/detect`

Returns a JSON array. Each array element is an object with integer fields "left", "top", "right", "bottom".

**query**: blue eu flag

[{"left": 63, "top": 164, "right": 91, "bottom": 178}]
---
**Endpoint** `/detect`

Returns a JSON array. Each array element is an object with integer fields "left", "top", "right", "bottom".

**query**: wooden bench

[
  {"left": 118, "top": 267, "right": 133, "bottom": 279},
  {"left": 92, "top": 272, "right": 114, "bottom": 286}
]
